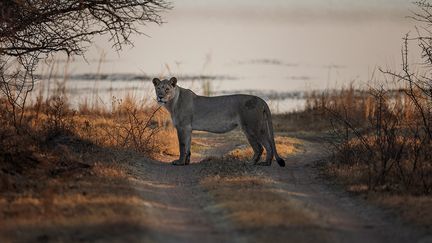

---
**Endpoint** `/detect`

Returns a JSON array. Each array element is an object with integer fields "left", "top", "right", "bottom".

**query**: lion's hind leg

[
  {"left": 244, "top": 133, "right": 263, "bottom": 164},
  {"left": 255, "top": 138, "right": 273, "bottom": 166},
  {"left": 185, "top": 151, "right": 191, "bottom": 165},
  {"left": 255, "top": 122, "right": 273, "bottom": 166}
]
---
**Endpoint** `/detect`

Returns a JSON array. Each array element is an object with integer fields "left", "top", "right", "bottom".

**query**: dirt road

[
  {"left": 2, "top": 130, "right": 430, "bottom": 242},
  {"left": 124, "top": 131, "right": 430, "bottom": 243}
]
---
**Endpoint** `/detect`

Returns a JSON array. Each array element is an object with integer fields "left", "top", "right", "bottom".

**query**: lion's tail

[{"left": 264, "top": 107, "right": 285, "bottom": 167}]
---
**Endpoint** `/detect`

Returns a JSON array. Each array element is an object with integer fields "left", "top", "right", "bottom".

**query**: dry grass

[
  {"left": 199, "top": 160, "right": 318, "bottom": 230},
  {"left": 92, "top": 160, "right": 127, "bottom": 179},
  {"left": 0, "top": 100, "right": 176, "bottom": 191},
  {"left": 324, "top": 156, "right": 432, "bottom": 228},
  {"left": 0, "top": 86, "right": 178, "bottom": 243},
  {"left": 372, "top": 194, "right": 432, "bottom": 228},
  {"left": 302, "top": 85, "right": 432, "bottom": 194},
  {"left": 12, "top": 92, "right": 175, "bottom": 153},
  {"left": 202, "top": 176, "right": 316, "bottom": 228},
  {"left": 152, "top": 126, "right": 179, "bottom": 156},
  {"left": 0, "top": 177, "right": 152, "bottom": 242},
  {"left": 0, "top": 133, "right": 159, "bottom": 242},
  {"left": 225, "top": 136, "right": 302, "bottom": 161},
  {"left": 304, "top": 84, "right": 432, "bottom": 228},
  {"left": 0, "top": 93, "right": 176, "bottom": 191}
]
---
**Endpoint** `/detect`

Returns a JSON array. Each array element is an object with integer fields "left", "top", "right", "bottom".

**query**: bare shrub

[
  {"left": 0, "top": 56, "right": 37, "bottom": 132},
  {"left": 0, "top": 1, "right": 171, "bottom": 174},
  {"left": 0, "top": 0, "right": 170, "bottom": 138},
  {"left": 317, "top": 83, "right": 432, "bottom": 194},
  {"left": 42, "top": 95, "right": 76, "bottom": 140},
  {"left": 73, "top": 94, "right": 170, "bottom": 156},
  {"left": 108, "top": 105, "right": 162, "bottom": 154},
  {"left": 312, "top": 2, "right": 432, "bottom": 195}
]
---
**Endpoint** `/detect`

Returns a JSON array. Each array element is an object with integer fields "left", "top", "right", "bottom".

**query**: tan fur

[{"left": 152, "top": 77, "right": 285, "bottom": 167}]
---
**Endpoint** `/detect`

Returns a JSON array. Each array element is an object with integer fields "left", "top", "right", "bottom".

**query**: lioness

[{"left": 152, "top": 77, "right": 285, "bottom": 167}]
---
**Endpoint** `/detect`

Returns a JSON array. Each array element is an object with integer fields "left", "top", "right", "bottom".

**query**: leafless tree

[
  {"left": 0, "top": 0, "right": 171, "bottom": 131},
  {"left": 381, "top": 1, "right": 432, "bottom": 140}
]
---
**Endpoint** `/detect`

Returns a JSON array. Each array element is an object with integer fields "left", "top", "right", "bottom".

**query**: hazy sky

[
  {"left": 44, "top": 0, "right": 417, "bottom": 93},
  {"left": 177, "top": 0, "right": 408, "bottom": 9}
]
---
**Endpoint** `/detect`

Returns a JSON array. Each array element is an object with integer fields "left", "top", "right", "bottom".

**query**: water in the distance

[{"left": 35, "top": 0, "right": 416, "bottom": 113}]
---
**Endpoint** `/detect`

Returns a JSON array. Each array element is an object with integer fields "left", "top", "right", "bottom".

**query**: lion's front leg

[{"left": 173, "top": 125, "right": 192, "bottom": 166}]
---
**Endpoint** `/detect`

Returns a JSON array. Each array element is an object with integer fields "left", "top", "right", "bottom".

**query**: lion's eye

[{"left": 165, "top": 88, "right": 169, "bottom": 92}]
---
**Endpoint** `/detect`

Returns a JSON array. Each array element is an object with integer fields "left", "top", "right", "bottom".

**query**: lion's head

[{"left": 152, "top": 77, "right": 177, "bottom": 104}]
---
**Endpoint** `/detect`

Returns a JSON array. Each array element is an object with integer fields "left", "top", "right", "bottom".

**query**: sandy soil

[{"left": 1, "top": 130, "right": 431, "bottom": 242}]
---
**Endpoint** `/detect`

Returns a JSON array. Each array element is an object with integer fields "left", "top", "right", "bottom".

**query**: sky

[
  {"left": 177, "top": 0, "right": 408, "bottom": 9},
  {"left": 40, "top": 0, "right": 418, "bottom": 96}
]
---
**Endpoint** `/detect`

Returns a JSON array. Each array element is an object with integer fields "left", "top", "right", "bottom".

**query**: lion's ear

[
  {"left": 170, "top": 77, "right": 177, "bottom": 87},
  {"left": 152, "top": 78, "right": 160, "bottom": 86}
]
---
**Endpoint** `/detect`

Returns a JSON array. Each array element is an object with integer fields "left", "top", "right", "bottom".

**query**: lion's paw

[{"left": 171, "top": 159, "right": 187, "bottom": 166}]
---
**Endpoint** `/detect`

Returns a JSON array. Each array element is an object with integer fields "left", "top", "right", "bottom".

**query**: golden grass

[
  {"left": 226, "top": 136, "right": 302, "bottom": 161},
  {"left": 0, "top": 193, "right": 150, "bottom": 234},
  {"left": 0, "top": 147, "right": 153, "bottom": 242},
  {"left": 0, "top": 86, "right": 192, "bottom": 241},
  {"left": 324, "top": 163, "right": 370, "bottom": 191},
  {"left": 199, "top": 146, "right": 317, "bottom": 231},
  {"left": 21, "top": 94, "right": 178, "bottom": 158},
  {"left": 324, "top": 160, "right": 432, "bottom": 228},
  {"left": 372, "top": 195, "right": 432, "bottom": 228},
  {"left": 201, "top": 174, "right": 318, "bottom": 229},
  {"left": 92, "top": 161, "right": 127, "bottom": 179},
  {"left": 152, "top": 126, "right": 178, "bottom": 156}
]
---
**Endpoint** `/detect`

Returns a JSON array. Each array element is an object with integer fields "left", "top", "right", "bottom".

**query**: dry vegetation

[
  {"left": 282, "top": 5, "right": 432, "bottom": 222},
  {"left": 277, "top": 1, "right": 432, "bottom": 222},
  {"left": 198, "top": 158, "right": 325, "bottom": 242},
  {"left": 201, "top": 174, "right": 317, "bottom": 229},
  {"left": 206, "top": 181, "right": 309, "bottom": 222},
  {"left": 0, "top": 3, "right": 174, "bottom": 230},
  {"left": 304, "top": 84, "right": 431, "bottom": 192},
  {"left": 1, "top": 1, "right": 432, "bottom": 239},
  {"left": 0, "top": 88, "right": 176, "bottom": 191},
  {"left": 292, "top": 81, "right": 432, "bottom": 227},
  {"left": 0, "top": 147, "right": 160, "bottom": 242},
  {"left": 0, "top": 82, "right": 181, "bottom": 241},
  {"left": 225, "top": 136, "right": 302, "bottom": 161}
]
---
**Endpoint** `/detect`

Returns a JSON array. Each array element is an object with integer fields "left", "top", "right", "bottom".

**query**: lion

[{"left": 152, "top": 77, "right": 285, "bottom": 167}]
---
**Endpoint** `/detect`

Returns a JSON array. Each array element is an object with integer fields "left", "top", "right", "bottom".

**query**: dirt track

[
  {"left": 124, "top": 131, "right": 430, "bottom": 243},
  {"left": 2, "top": 130, "right": 430, "bottom": 242}
]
